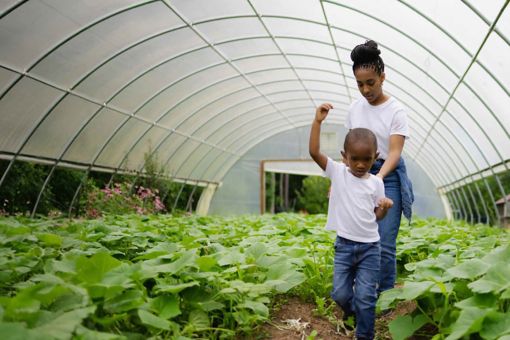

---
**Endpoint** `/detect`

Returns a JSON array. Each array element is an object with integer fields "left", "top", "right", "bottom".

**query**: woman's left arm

[{"left": 376, "top": 135, "right": 405, "bottom": 179}]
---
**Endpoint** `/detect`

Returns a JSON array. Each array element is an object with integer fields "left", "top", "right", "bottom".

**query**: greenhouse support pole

[
  {"left": 439, "top": 191, "right": 453, "bottom": 221},
  {"left": 185, "top": 184, "right": 198, "bottom": 213},
  {"left": 172, "top": 182, "right": 186, "bottom": 212},
  {"left": 196, "top": 183, "right": 217, "bottom": 216},
  {"left": 260, "top": 161, "right": 266, "bottom": 214}
]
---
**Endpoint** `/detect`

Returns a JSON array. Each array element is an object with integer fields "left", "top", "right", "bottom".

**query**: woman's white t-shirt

[
  {"left": 346, "top": 97, "right": 409, "bottom": 159},
  {"left": 324, "top": 157, "right": 385, "bottom": 243}
]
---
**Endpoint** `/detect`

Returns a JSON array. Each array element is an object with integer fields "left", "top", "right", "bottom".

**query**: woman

[{"left": 346, "top": 40, "right": 414, "bottom": 294}]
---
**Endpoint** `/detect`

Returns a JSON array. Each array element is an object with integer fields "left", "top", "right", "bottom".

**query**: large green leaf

[
  {"left": 445, "top": 307, "right": 491, "bottom": 340},
  {"left": 447, "top": 258, "right": 489, "bottom": 280},
  {"left": 138, "top": 309, "right": 171, "bottom": 330},
  {"left": 377, "top": 287, "right": 403, "bottom": 310},
  {"left": 256, "top": 255, "right": 288, "bottom": 269},
  {"left": 0, "top": 322, "right": 49, "bottom": 340},
  {"left": 468, "top": 263, "right": 510, "bottom": 294},
  {"left": 237, "top": 300, "right": 269, "bottom": 317},
  {"left": 480, "top": 311, "right": 510, "bottom": 340},
  {"left": 150, "top": 295, "right": 181, "bottom": 319},
  {"left": 34, "top": 306, "right": 96, "bottom": 340},
  {"left": 44, "top": 254, "right": 77, "bottom": 275},
  {"left": 455, "top": 294, "right": 498, "bottom": 310},
  {"left": 399, "top": 281, "right": 435, "bottom": 300},
  {"left": 146, "top": 249, "right": 197, "bottom": 274},
  {"left": 244, "top": 242, "right": 268, "bottom": 262},
  {"left": 481, "top": 244, "right": 510, "bottom": 265},
  {"left": 36, "top": 233, "right": 62, "bottom": 247},
  {"left": 103, "top": 290, "right": 144, "bottom": 313},
  {"left": 154, "top": 281, "right": 198, "bottom": 294},
  {"left": 101, "top": 263, "right": 134, "bottom": 287},
  {"left": 187, "top": 310, "right": 209, "bottom": 330},
  {"left": 216, "top": 248, "right": 246, "bottom": 266},
  {"left": 265, "top": 263, "right": 306, "bottom": 293},
  {"left": 196, "top": 300, "right": 224, "bottom": 312},
  {"left": 76, "top": 252, "right": 122, "bottom": 284},
  {"left": 133, "top": 242, "right": 180, "bottom": 261},
  {"left": 195, "top": 255, "right": 218, "bottom": 272},
  {"left": 4, "top": 293, "right": 41, "bottom": 319},
  {"left": 389, "top": 314, "right": 428, "bottom": 340}
]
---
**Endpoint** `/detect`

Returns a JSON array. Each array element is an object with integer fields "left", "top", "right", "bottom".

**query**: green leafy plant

[
  {"left": 0, "top": 213, "right": 332, "bottom": 338},
  {"left": 378, "top": 219, "right": 510, "bottom": 340},
  {"left": 0, "top": 213, "right": 507, "bottom": 339},
  {"left": 296, "top": 176, "right": 330, "bottom": 214}
]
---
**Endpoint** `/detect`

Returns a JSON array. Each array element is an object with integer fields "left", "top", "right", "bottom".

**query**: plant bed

[{"left": 0, "top": 214, "right": 507, "bottom": 339}]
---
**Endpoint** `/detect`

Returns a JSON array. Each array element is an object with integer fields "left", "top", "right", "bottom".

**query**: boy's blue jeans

[{"left": 331, "top": 236, "right": 381, "bottom": 339}]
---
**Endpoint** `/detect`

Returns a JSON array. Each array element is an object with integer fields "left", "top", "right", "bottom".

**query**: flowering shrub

[{"left": 84, "top": 182, "right": 166, "bottom": 218}]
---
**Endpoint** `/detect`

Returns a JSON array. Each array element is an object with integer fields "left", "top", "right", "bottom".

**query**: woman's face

[{"left": 354, "top": 67, "right": 385, "bottom": 105}]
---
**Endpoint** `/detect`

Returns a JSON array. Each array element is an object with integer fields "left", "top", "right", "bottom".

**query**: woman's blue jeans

[
  {"left": 331, "top": 236, "right": 381, "bottom": 339},
  {"left": 370, "top": 164, "right": 402, "bottom": 293}
]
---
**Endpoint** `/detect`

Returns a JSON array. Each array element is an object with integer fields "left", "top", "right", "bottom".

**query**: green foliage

[
  {"left": 1, "top": 213, "right": 508, "bottom": 339},
  {"left": 378, "top": 218, "right": 510, "bottom": 339},
  {"left": 296, "top": 176, "right": 330, "bottom": 214},
  {"left": 0, "top": 154, "right": 200, "bottom": 217},
  {"left": 47, "top": 168, "right": 83, "bottom": 212},
  {"left": 265, "top": 173, "right": 306, "bottom": 213},
  {"left": 0, "top": 161, "right": 53, "bottom": 215},
  {"left": 0, "top": 213, "right": 334, "bottom": 339}
]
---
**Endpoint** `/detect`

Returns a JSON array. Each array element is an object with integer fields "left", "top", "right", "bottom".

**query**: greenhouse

[{"left": 0, "top": 1, "right": 509, "bottom": 339}]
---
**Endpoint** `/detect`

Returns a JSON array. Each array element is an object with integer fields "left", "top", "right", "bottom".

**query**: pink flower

[{"left": 154, "top": 197, "right": 165, "bottom": 211}]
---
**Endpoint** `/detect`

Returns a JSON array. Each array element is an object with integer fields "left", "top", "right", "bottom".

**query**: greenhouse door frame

[{"left": 259, "top": 159, "right": 323, "bottom": 214}]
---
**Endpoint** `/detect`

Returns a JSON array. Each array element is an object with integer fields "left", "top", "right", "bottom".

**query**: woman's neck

[{"left": 369, "top": 93, "right": 390, "bottom": 106}]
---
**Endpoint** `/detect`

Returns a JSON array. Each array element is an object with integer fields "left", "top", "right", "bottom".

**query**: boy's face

[{"left": 341, "top": 141, "right": 378, "bottom": 178}]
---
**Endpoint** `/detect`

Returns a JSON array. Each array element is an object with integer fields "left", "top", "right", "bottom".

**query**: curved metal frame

[{"left": 0, "top": 0, "right": 508, "bottom": 219}]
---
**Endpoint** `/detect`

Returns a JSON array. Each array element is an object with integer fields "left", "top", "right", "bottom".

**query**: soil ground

[{"left": 242, "top": 296, "right": 418, "bottom": 340}]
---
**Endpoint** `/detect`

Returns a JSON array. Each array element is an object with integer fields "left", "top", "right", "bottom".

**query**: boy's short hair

[{"left": 344, "top": 128, "right": 378, "bottom": 153}]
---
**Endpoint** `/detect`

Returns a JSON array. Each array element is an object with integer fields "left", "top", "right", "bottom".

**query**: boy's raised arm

[{"left": 309, "top": 103, "right": 332, "bottom": 171}]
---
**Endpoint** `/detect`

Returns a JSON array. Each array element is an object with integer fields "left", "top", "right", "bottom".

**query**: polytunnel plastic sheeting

[{"left": 0, "top": 0, "right": 509, "bottom": 198}]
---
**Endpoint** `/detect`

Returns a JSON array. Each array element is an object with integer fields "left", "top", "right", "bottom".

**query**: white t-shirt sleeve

[
  {"left": 345, "top": 113, "right": 352, "bottom": 130},
  {"left": 390, "top": 109, "right": 410, "bottom": 138},
  {"left": 345, "top": 101, "right": 356, "bottom": 130},
  {"left": 374, "top": 177, "right": 385, "bottom": 207},
  {"left": 324, "top": 157, "right": 342, "bottom": 179}
]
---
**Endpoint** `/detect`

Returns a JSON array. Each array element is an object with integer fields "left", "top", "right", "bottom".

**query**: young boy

[{"left": 309, "top": 103, "right": 393, "bottom": 340}]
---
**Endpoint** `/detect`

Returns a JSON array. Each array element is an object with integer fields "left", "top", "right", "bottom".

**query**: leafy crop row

[
  {"left": 379, "top": 218, "right": 510, "bottom": 340},
  {"left": 1, "top": 214, "right": 508, "bottom": 339},
  {"left": 0, "top": 214, "right": 334, "bottom": 339}
]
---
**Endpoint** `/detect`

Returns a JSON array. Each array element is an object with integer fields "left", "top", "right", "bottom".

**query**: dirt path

[{"left": 249, "top": 296, "right": 417, "bottom": 339}]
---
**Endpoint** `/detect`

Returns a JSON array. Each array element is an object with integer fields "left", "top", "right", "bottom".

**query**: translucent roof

[{"left": 1, "top": 0, "right": 509, "bottom": 191}]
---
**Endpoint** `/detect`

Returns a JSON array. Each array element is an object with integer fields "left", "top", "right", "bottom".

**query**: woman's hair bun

[{"left": 350, "top": 40, "right": 381, "bottom": 64}]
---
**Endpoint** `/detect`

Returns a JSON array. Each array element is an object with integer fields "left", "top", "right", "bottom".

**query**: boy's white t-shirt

[
  {"left": 346, "top": 96, "right": 409, "bottom": 160},
  {"left": 324, "top": 157, "right": 385, "bottom": 243}
]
